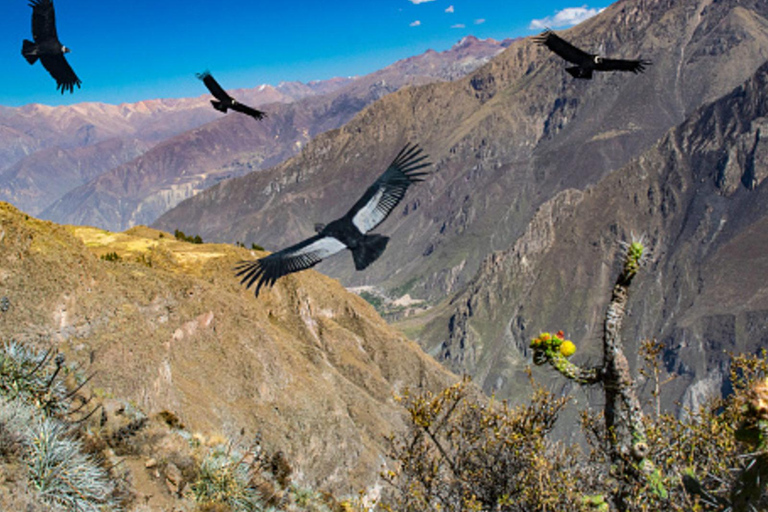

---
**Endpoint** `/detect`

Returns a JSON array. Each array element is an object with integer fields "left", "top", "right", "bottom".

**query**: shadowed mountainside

[
  {"left": 0, "top": 202, "right": 456, "bottom": 493},
  {"left": 154, "top": 0, "right": 768, "bottom": 307},
  {"left": 419, "top": 60, "right": 768, "bottom": 408},
  {"left": 40, "top": 37, "right": 512, "bottom": 232}
]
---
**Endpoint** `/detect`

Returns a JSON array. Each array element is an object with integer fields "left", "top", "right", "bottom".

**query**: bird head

[
  {"left": 594, "top": 56, "right": 603, "bottom": 64},
  {"left": 314, "top": 223, "right": 326, "bottom": 234},
  {"left": 62, "top": 46, "right": 71, "bottom": 54}
]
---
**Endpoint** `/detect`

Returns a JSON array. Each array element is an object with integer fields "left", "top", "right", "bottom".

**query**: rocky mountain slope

[
  {"left": 0, "top": 202, "right": 456, "bottom": 493},
  {"left": 155, "top": 0, "right": 768, "bottom": 308},
  {"left": 0, "top": 80, "right": 351, "bottom": 217},
  {"left": 420, "top": 59, "right": 768, "bottom": 407},
  {"left": 40, "top": 37, "right": 511, "bottom": 232}
]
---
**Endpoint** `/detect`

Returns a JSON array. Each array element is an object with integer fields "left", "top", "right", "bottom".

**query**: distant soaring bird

[
  {"left": 535, "top": 30, "right": 651, "bottom": 79},
  {"left": 196, "top": 71, "right": 267, "bottom": 120},
  {"left": 22, "top": 0, "right": 81, "bottom": 94},
  {"left": 236, "top": 143, "right": 431, "bottom": 297}
]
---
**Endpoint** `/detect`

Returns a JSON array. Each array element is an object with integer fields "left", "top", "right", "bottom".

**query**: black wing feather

[
  {"left": 596, "top": 58, "right": 651, "bottom": 74},
  {"left": 39, "top": 53, "right": 80, "bottom": 94},
  {"left": 30, "top": 0, "right": 58, "bottom": 43},
  {"left": 534, "top": 30, "right": 593, "bottom": 66},
  {"left": 347, "top": 143, "right": 432, "bottom": 234},
  {"left": 234, "top": 234, "right": 345, "bottom": 296},
  {"left": 197, "top": 71, "right": 232, "bottom": 102},
  {"left": 231, "top": 102, "right": 268, "bottom": 120}
]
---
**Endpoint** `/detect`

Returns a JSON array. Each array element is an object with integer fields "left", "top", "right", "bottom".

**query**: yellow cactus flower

[{"left": 560, "top": 340, "right": 576, "bottom": 357}]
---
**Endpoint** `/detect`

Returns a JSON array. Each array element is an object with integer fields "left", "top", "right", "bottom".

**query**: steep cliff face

[
  {"left": 155, "top": 0, "right": 768, "bottom": 305},
  {"left": 41, "top": 38, "right": 509, "bottom": 232},
  {"left": 422, "top": 61, "right": 768, "bottom": 407},
  {"left": 0, "top": 203, "right": 455, "bottom": 492}
]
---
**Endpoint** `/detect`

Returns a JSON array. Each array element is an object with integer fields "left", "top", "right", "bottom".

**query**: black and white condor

[
  {"left": 535, "top": 29, "right": 651, "bottom": 79},
  {"left": 235, "top": 143, "right": 431, "bottom": 297},
  {"left": 22, "top": 0, "right": 82, "bottom": 94},
  {"left": 197, "top": 71, "right": 267, "bottom": 120}
]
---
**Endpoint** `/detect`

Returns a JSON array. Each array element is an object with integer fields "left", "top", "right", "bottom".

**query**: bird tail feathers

[
  {"left": 566, "top": 67, "right": 592, "bottom": 79},
  {"left": 22, "top": 40, "right": 38, "bottom": 64},
  {"left": 352, "top": 234, "right": 389, "bottom": 271},
  {"left": 211, "top": 100, "right": 227, "bottom": 113}
]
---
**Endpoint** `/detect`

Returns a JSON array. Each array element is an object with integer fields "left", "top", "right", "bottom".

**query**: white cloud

[
  {"left": 451, "top": 23, "right": 465, "bottom": 28},
  {"left": 474, "top": 18, "right": 486, "bottom": 25},
  {"left": 410, "top": 20, "right": 422, "bottom": 27},
  {"left": 409, "top": 0, "right": 435, "bottom": 4},
  {"left": 445, "top": 5, "right": 454, "bottom": 13},
  {"left": 529, "top": 5, "right": 606, "bottom": 29}
]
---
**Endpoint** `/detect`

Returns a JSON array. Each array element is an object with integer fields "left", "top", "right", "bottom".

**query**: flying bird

[
  {"left": 21, "top": 0, "right": 81, "bottom": 94},
  {"left": 235, "top": 143, "right": 431, "bottom": 297},
  {"left": 534, "top": 30, "right": 651, "bottom": 79},
  {"left": 196, "top": 71, "right": 267, "bottom": 120}
]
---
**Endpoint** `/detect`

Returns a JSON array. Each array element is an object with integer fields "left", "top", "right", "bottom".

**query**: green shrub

[
  {"left": 100, "top": 251, "right": 121, "bottom": 262},
  {"left": 175, "top": 229, "right": 204, "bottom": 244}
]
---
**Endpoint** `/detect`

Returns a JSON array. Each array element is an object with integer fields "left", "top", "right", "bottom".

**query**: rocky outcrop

[{"left": 420, "top": 61, "right": 768, "bottom": 409}]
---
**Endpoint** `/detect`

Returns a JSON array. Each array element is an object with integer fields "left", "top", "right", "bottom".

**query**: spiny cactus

[
  {"left": 531, "top": 331, "right": 598, "bottom": 384},
  {"left": 535, "top": 238, "right": 666, "bottom": 508}
]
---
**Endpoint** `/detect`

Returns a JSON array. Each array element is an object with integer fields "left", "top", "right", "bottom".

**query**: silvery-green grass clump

[
  {"left": 24, "top": 414, "right": 117, "bottom": 511},
  {"left": 0, "top": 341, "right": 120, "bottom": 512},
  {"left": 0, "top": 342, "right": 69, "bottom": 416},
  {"left": 192, "top": 445, "right": 264, "bottom": 511}
]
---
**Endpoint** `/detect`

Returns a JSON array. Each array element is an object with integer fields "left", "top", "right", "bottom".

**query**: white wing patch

[
  {"left": 352, "top": 188, "right": 387, "bottom": 233},
  {"left": 289, "top": 236, "right": 346, "bottom": 260}
]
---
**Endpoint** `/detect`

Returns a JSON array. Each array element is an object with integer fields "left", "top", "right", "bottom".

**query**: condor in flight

[
  {"left": 22, "top": 0, "right": 81, "bottom": 94},
  {"left": 197, "top": 71, "right": 267, "bottom": 120},
  {"left": 535, "top": 30, "right": 651, "bottom": 79},
  {"left": 236, "top": 143, "right": 431, "bottom": 297}
]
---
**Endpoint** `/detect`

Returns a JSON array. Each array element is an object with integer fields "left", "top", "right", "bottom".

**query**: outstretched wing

[
  {"left": 196, "top": 71, "right": 232, "bottom": 102},
  {"left": 235, "top": 235, "right": 346, "bottom": 296},
  {"left": 534, "top": 30, "right": 593, "bottom": 66},
  {"left": 231, "top": 101, "right": 267, "bottom": 120},
  {"left": 30, "top": 0, "right": 58, "bottom": 43},
  {"left": 347, "top": 143, "right": 431, "bottom": 234},
  {"left": 596, "top": 58, "right": 651, "bottom": 74},
  {"left": 40, "top": 53, "right": 80, "bottom": 94}
]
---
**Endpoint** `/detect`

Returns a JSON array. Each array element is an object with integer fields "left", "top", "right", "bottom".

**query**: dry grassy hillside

[{"left": 0, "top": 202, "right": 455, "bottom": 497}]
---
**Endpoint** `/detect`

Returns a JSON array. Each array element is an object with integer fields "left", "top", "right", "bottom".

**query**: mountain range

[
  {"left": 0, "top": 36, "right": 510, "bottom": 231},
  {"left": 421, "top": 59, "right": 768, "bottom": 409},
  {"left": 2, "top": 0, "right": 768, "bottom": 495},
  {"left": 153, "top": 0, "right": 768, "bottom": 405}
]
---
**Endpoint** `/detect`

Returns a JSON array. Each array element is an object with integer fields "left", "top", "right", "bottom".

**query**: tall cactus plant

[{"left": 531, "top": 239, "right": 665, "bottom": 509}]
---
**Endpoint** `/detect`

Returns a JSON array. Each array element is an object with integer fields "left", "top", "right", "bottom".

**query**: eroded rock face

[{"left": 422, "top": 62, "right": 768, "bottom": 410}]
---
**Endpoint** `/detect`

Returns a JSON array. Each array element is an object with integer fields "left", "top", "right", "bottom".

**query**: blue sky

[{"left": 0, "top": 1, "right": 608, "bottom": 107}]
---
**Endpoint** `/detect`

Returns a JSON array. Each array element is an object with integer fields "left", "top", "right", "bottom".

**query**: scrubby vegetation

[
  {"left": 381, "top": 239, "right": 768, "bottom": 511},
  {"left": 235, "top": 241, "right": 265, "bottom": 251},
  {"left": 0, "top": 341, "right": 348, "bottom": 512},
  {"left": 175, "top": 229, "right": 204, "bottom": 244},
  {"left": 101, "top": 251, "right": 122, "bottom": 262}
]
